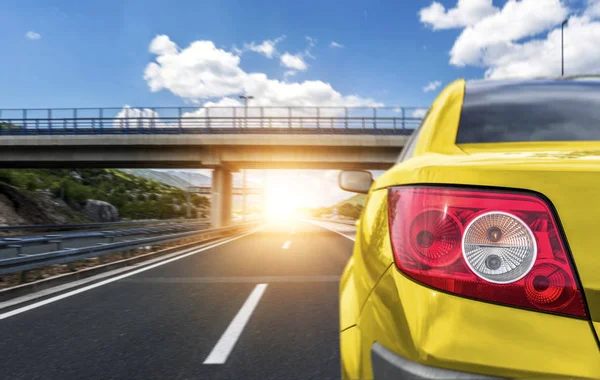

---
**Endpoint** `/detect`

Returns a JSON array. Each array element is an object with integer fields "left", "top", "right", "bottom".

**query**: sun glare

[
  {"left": 265, "top": 187, "right": 298, "bottom": 221},
  {"left": 264, "top": 175, "right": 312, "bottom": 221}
]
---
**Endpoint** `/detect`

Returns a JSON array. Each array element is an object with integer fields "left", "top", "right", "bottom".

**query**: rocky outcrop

[
  {"left": 82, "top": 200, "right": 119, "bottom": 222},
  {"left": 0, "top": 183, "right": 90, "bottom": 226},
  {"left": 0, "top": 193, "right": 28, "bottom": 226}
]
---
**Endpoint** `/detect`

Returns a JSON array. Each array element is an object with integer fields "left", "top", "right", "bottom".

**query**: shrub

[
  {"left": 339, "top": 203, "right": 363, "bottom": 219},
  {"left": 0, "top": 169, "right": 15, "bottom": 185},
  {"left": 63, "top": 181, "right": 91, "bottom": 203}
]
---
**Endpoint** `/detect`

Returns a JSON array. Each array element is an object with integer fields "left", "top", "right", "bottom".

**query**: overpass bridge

[{"left": 0, "top": 106, "right": 425, "bottom": 226}]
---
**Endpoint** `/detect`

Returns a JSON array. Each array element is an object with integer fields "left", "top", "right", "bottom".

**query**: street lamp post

[
  {"left": 238, "top": 95, "right": 253, "bottom": 221},
  {"left": 239, "top": 95, "right": 254, "bottom": 128},
  {"left": 561, "top": 19, "right": 568, "bottom": 77}
]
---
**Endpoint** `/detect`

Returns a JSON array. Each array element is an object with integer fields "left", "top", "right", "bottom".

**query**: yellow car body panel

[
  {"left": 359, "top": 267, "right": 600, "bottom": 379},
  {"left": 340, "top": 79, "right": 600, "bottom": 379},
  {"left": 339, "top": 189, "right": 394, "bottom": 331},
  {"left": 340, "top": 327, "right": 362, "bottom": 379}
]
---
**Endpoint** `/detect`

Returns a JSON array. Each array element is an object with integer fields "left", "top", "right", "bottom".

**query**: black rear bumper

[{"left": 371, "top": 342, "right": 505, "bottom": 380}]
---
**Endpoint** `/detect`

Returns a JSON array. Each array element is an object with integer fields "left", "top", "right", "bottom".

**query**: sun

[{"left": 264, "top": 177, "right": 303, "bottom": 221}]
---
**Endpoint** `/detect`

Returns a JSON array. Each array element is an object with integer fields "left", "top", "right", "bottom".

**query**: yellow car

[{"left": 338, "top": 78, "right": 600, "bottom": 379}]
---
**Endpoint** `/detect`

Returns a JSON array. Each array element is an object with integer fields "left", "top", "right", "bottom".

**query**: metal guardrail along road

[
  {"left": 0, "top": 106, "right": 427, "bottom": 135},
  {"left": 0, "top": 218, "right": 209, "bottom": 232},
  {"left": 312, "top": 218, "right": 357, "bottom": 226},
  {"left": 0, "top": 221, "right": 210, "bottom": 254},
  {"left": 0, "top": 222, "right": 258, "bottom": 275}
]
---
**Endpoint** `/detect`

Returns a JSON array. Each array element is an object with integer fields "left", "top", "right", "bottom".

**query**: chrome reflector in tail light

[{"left": 462, "top": 211, "right": 537, "bottom": 284}]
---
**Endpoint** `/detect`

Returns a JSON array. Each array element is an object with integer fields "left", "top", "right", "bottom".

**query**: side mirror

[{"left": 339, "top": 170, "right": 373, "bottom": 194}]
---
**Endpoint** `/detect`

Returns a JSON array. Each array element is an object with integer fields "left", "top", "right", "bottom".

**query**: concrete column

[
  {"left": 211, "top": 167, "right": 233, "bottom": 227},
  {"left": 242, "top": 170, "right": 247, "bottom": 220},
  {"left": 261, "top": 170, "right": 267, "bottom": 218}
]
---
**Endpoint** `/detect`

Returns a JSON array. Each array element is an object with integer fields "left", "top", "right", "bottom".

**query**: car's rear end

[{"left": 347, "top": 79, "right": 600, "bottom": 379}]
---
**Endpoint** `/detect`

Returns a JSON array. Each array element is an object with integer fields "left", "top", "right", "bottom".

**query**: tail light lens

[{"left": 388, "top": 186, "right": 587, "bottom": 318}]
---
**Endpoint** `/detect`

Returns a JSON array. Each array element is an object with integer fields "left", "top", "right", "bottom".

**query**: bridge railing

[{"left": 0, "top": 106, "right": 427, "bottom": 135}]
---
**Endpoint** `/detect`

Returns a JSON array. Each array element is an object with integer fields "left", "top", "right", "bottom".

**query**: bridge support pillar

[
  {"left": 261, "top": 170, "right": 267, "bottom": 218},
  {"left": 242, "top": 170, "right": 247, "bottom": 220},
  {"left": 211, "top": 167, "right": 233, "bottom": 227}
]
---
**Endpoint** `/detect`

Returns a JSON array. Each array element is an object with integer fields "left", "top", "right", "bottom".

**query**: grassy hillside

[
  {"left": 165, "top": 170, "right": 211, "bottom": 186},
  {"left": 121, "top": 169, "right": 194, "bottom": 190},
  {"left": 0, "top": 169, "right": 210, "bottom": 221},
  {"left": 309, "top": 193, "right": 366, "bottom": 220},
  {"left": 334, "top": 194, "right": 366, "bottom": 208}
]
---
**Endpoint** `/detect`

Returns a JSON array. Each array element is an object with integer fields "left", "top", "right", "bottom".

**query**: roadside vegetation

[
  {"left": 0, "top": 168, "right": 210, "bottom": 221},
  {"left": 309, "top": 194, "right": 365, "bottom": 220}
]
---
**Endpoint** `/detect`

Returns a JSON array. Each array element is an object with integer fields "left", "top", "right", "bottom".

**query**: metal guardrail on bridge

[{"left": 0, "top": 106, "right": 427, "bottom": 135}]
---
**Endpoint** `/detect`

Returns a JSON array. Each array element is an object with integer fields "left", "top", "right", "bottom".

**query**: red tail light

[{"left": 388, "top": 186, "right": 587, "bottom": 318}]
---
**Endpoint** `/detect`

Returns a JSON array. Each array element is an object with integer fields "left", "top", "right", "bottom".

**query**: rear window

[{"left": 456, "top": 80, "right": 600, "bottom": 144}]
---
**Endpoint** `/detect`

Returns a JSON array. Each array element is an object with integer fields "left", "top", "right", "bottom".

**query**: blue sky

[
  {"left": 0, "top": 0, "right": 493, "bottom": 109},
  {"left": 2, "top": 0, "right": 599, "bottom": 207},
  {"left": 1, "top": 0, "right": 598, "bottom": 110}
]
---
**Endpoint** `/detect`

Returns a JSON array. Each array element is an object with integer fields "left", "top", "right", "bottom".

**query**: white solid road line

[
  {"left": 308, "top": 220, "right": 356, "bottom": 242},
  {"left": 0, "top": 227, "right": 262, "bottom": 321},
  {"left": 282, "top": 240, "right": 291, "bottom": 249},
  {"left": 203, "top": 283, "right": 268, "bottom": 365}
]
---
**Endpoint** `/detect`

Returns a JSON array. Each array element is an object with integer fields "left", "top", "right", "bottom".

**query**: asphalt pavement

[{"left": 0, "top": 220, "right": 355, "bottom": 380}]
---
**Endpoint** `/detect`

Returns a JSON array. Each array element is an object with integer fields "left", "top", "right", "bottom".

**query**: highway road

[{"left": 0, "top": 220, "right": 355, "bottom": 380}]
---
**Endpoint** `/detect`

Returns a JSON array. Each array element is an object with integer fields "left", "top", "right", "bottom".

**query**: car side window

[{"left": 396, "top": 111, "right": 429, "bottom": 163}]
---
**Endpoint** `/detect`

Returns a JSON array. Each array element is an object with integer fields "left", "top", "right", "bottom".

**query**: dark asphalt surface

[{"left": 0, "top": 220, "right": 354, "bottom": 380}]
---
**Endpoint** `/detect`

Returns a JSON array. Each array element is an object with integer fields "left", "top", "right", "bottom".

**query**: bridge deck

[{"left": 0, "top": 127, "right": 413, "bottom": 136}]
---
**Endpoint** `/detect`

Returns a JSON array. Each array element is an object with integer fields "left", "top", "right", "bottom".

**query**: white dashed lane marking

[{"left": 203, "top": 284, "right": 269, "bottom": 365}]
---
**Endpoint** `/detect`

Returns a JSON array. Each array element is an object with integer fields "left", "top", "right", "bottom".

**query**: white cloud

[
  {"left": 284, "top": 70, "right": 297, "bottom": 79},
  {"left": 244, "top": 36, "right": 285, "bottom": 58},
  {"left": 304, "top": 36, "right": 317, "bottom": 59},
  {"left": 419, "top": 0, "right": 497, "bottom": 30},
  {"left": 143, "top": 35, "right": 382, "bottom": 109},
  {"left": 586, "top": 0, "right": 600, "bottom": 17},
  {"left": 181, "top": 97, "right": 245, "bottom": 118},
  {"left": 484, "top": 15, "right": 600, "bottom": 79},
  {"left": 114, "top": 105, "right": 162, "bottom": 128},
  {"left": 149, "top": 34, "right": 178, "bottom": 55},
  {"left": 448, "top": 0, "right": 569, "bottom": 66},
  {"left": 419, "top": 0, "right": 600, "bottom": 79},
  {"left": 231, "top": 45, "right": 244, "bottom": 56},
  {"left": 412, "top": 108, "right": 429, "bottom": 118},
  {"left": 423, "top": 80, "right": 442, "bottom": 92},
  {"left": 280, "top": 52, "right": 308, "bottom": 71},
  {"left": 25, "top": 31, "right": 41, "bottom": 40},
  {"left": 144, "top": 36, "right": 246, "bottom": 99},
  {"left": 278, "top": 37, "right": 315, "bottom": 72},
  {"left": 330, "top": 41, "right": 344, "bottom": 48}
]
